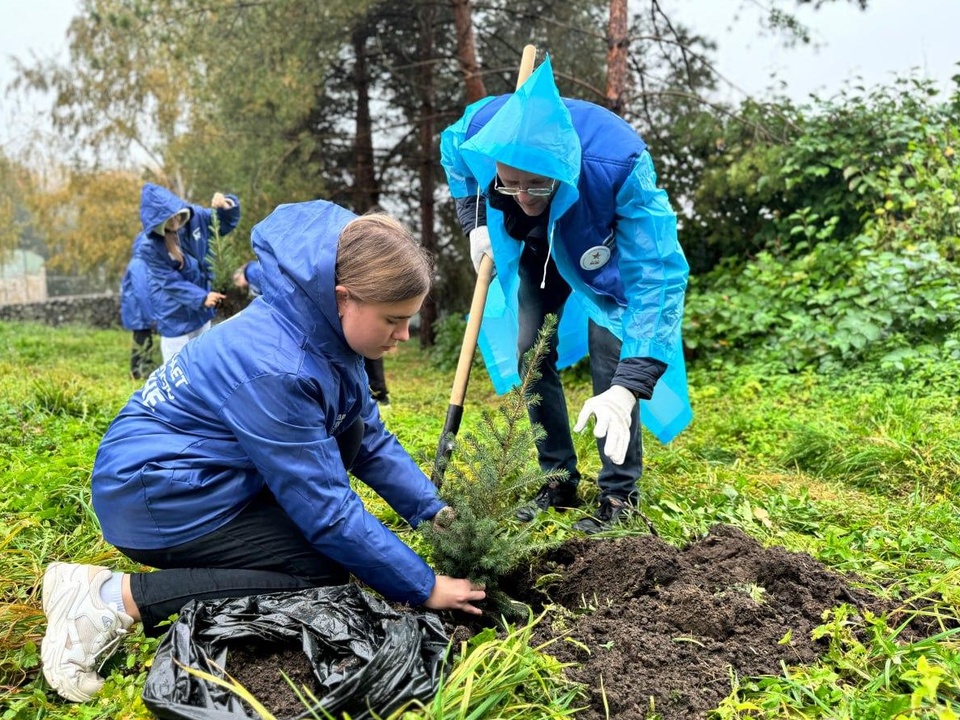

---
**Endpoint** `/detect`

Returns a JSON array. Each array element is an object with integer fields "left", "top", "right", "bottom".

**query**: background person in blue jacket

[
  {"left": 364, "top": 356, "right": 391, "bottom": 405},
  {"left": 39, "top": 201, "right": 485, "bottom": 703},
  {"left": 440, "top": 56, "right": 692, "bottom": 534},
  {"left": 137, "top": 183, "right": 241, "bottom": 362},
  {"left": 232, "top": 259, "right": 263, "bottom": 297},
  {"left": 119, "top": 233, "right": 157, "bottom": 380}
]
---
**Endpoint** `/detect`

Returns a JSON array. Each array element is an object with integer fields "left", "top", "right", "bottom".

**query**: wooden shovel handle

[
  {"left": 432, "top": 45, "right": 538, "bottom": 487},
  {"left": 448, "top": 43, "right": 537, "bottom": 407}
]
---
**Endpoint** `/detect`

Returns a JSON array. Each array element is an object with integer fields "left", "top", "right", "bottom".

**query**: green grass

[{"left": 2, "top": 320, "right": 959, "bottom": 719}]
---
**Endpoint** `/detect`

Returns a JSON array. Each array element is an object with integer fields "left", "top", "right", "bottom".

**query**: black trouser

[
  {"left": 516, "top": 243, "right": 642, "bottom": 502},
  {"left": 365, "top": 357, "right": 389, "bottom": 401},
  {"left": 117, "top": 417, "right": 364, "bottom": 635},
  {"left": 130, "top": 329, "right": 155, "bottom": 380}
]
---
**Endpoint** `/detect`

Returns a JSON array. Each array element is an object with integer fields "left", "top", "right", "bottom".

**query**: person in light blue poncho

[{"left": 440, "top": 56, "right": 691, "bottom": 533}]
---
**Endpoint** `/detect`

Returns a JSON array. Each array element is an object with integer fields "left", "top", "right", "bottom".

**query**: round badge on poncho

[{"left": 580, "top": 245, "right": 611, "bottom": 270}]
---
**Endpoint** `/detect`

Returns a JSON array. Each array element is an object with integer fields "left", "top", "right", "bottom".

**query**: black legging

[
  {"left": 117, "top": 417, "right": 364, "bottom": 635},
  {"left": 364, "top": 357, "right": 389, "bottom": 400}
]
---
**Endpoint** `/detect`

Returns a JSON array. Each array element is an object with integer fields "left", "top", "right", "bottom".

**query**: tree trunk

[
  {"left": 605, "top": 0, "right": 628, "bottom": 116},
  {"left": 417, "top": 2, "right": 438, "bottom": 347},
  {"left": 450, "top": 0, "right": 487, "bottom": 103},
  {"left": 352, "top": 27, "right": 379, "bottom": 212}
]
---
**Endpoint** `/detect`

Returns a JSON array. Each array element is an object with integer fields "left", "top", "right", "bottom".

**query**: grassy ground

[{"left": 1, "top": 320, "right": 959, "bottom": 719}]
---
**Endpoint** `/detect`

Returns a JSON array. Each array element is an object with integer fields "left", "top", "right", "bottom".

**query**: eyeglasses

[{"left": 493, "top": 177, "right": 557, "bottom": 198}]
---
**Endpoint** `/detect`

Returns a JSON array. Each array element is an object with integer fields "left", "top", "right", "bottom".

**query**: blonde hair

[{"left": 335, "top": 213, "right": 433, "bottom": 303}]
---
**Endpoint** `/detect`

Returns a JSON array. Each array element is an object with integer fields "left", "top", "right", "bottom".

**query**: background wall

[{"left": 0, "top": 294, "right": 120, "bottom": 328}]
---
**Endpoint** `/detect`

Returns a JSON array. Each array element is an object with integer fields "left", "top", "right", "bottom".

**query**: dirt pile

[
  {"left": 224, "top": 524, "right": 892, "bottom": 719},
  {"left": 503, "top": 523, "right": 878, "bottom": 719}
]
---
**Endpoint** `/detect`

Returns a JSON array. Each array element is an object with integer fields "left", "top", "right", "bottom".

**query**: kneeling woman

[{"left": 41, "top": 201, "right": 485, "bottom": 703}]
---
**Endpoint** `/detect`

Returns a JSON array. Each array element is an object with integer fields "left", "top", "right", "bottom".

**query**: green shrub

[{"left": 686, "top": 81, "right": 960, "bottom": 375}]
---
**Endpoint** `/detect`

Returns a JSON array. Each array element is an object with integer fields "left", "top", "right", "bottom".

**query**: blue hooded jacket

[
  {"left": 440, "top": 57, "right": 692, "bottom": 443},
  {"left": 92, "top": 200, "right": 444, "bottom": 605},
  {"left": 120, "top": 234, "right": 154, "bottom": 331},
  {"left": 243, "top": 260, "right": 263, "bottom": 297},
  {"left": 135, "top": 183, "right": 241, "bottom": 337}
]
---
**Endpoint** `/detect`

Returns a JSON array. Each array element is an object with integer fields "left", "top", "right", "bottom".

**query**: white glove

[
  {"left": 469, "top": 226, "right": 493, "bottom": 274},
  {"left": 573, "top": 385, "right": 637, "bottom": 465}
]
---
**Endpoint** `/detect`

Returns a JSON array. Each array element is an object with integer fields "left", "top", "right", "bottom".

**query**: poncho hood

[{"left": 459, "top": 56, "right": 581, "bottom": 217}]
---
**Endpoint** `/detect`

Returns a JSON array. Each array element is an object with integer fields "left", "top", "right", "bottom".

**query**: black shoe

[
  {"left": 516, "top": 482, "right": 580, "bottom": 522},
  {"left": 573, "top": 496, "right": 633, "bottom": 534}
]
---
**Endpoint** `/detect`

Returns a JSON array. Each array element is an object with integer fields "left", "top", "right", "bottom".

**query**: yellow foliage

[
  {"left": 0, "top": 155, "right": 38, "bottom": 257},
  {"left": 31, "top": 169, "right": 143, "bottom": 283}
]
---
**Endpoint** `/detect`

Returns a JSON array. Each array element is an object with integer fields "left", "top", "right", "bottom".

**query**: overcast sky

[
  {"left": 662, "top": 0, "right": 960, "bottom": 103},
  {"left": 2, "top": 0, "right": 959, "bottom": 157}
]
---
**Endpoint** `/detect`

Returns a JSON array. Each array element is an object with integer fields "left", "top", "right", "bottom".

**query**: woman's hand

[
  {"left": 432, "top": 506, "right": 456, "bottom": 529},
  {"left": 211, "top": 192, "right": 235, "bottom": 210},
  {"left": 424, "top": 575, "right": 485, "bottom": 615},
  {"left": 204, "top": 291, "right": 226, "bottom": 308},
  {"left": 233, "top": 266, "right": 248, "bottom": 290}
]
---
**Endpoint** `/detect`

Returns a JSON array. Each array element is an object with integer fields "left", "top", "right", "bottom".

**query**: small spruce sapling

[
  {"left": 206, "top": 208, "right": 246, "bottom": 293},
  {"left": 420, "top": 315, "right": 565, "bottom": 620}
]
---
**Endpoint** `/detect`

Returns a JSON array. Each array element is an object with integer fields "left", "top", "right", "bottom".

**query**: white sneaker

[{"left": 40, "top": 562, "right": 134, "bottom": 702}]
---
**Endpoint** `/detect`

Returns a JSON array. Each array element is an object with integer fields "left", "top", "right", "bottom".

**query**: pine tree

[
  {"left": 206, "top": 209, "right": 246, "bottom": 293},
  {"left": 420, "top": 315, "right": 564, "bottom": 620}
]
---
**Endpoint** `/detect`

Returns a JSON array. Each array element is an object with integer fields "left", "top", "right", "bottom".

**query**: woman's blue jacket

[
  {"left": 119, "top": 234, "right": 154, "bottom": 331},
  {"left": 93, "top": 201, "right": 444, "bottom": 606}
]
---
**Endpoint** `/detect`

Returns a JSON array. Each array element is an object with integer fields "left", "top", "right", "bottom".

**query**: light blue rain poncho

[{"left": 440, "top": 57, "right": 692, "bottom": 443}]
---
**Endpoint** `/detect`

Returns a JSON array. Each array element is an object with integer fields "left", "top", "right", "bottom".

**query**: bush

[
  {"left": 685, "top": 78, "right": 960, "bottom": 376},
  {"left": 429, "top": 313, "right": 484, "bottom": 373}
]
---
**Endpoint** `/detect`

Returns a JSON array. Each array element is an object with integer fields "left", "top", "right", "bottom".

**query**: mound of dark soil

[
  {"left": 214, "top": 288, "right": 253, "bottom": 321},
  {"left": 224, "top": 524, "right": 895, "bottom": 719},
  {"left": 501, "top": 523, "right": 880, "bottom": 719}
]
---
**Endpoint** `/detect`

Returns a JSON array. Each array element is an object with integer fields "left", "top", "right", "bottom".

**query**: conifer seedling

[
  {"left": 421, "top": 315, "right": 566, "bottom": 621},
  {"left": 206, "top": 208, "right": 245, "bottom": 293}
]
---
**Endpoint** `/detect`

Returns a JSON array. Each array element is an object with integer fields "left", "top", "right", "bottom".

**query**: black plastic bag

[{"left": 141, "top": 584, "right": 449, "bottom": 720}]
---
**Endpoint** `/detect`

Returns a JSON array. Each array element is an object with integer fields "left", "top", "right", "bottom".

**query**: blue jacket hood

[
  {"left": 252, "top": 200, "right": 357, "bottom": 358},
  {"left": 140, "top": 183, "right": 190, "bottom": 236}
]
